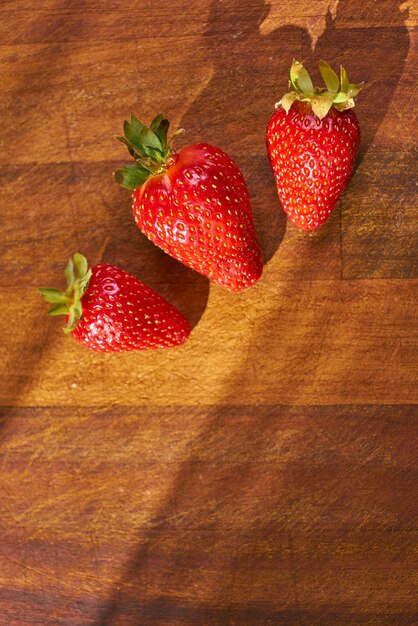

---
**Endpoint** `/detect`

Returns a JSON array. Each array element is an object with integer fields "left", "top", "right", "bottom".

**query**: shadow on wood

[
  {"left": 97, "top": 0, "right": 412, "bottom": 624},
  {"left": 311, "top": 0, "right": 411, "bottom": 163}
]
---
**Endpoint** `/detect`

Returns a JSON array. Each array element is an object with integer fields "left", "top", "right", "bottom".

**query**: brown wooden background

[{"left": 1, "top": 1, "right": 417, "bottom": 624}]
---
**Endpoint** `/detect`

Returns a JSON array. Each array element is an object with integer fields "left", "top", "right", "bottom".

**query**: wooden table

[{"left": 1, "top": 1, "right": 417, "bottom": 624}]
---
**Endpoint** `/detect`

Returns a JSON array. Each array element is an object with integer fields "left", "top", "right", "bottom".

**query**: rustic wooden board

[{"left": 1, "top": 0, "right": 417, "bottom": 624}]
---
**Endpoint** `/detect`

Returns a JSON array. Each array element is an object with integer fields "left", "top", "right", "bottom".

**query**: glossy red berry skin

[
  {"left": 266, "top": 101, "right": 360, "bottom": 230},
  {"left": 132, "top": 144, "right": 263, "bottom": 292},
  {"left": 72, "top": 264, "right": 190, "bottom": 352}
]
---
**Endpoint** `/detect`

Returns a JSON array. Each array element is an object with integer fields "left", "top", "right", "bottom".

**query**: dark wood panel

[
  {"left": 0, "top": 406, "right": 417, "bottom": 625},
  {"left": 341, "top": 147, "right": 418, "bottom": 278}
]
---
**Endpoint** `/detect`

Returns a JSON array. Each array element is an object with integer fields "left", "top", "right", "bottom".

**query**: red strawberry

[
  {"left": 267, "top": 60, "right": 363, "bottom": 231},
  {"left": 39, "top": 253, "right": 190, "bottom": 352},
  {"left": 114, "top": 115, "right": 262, "bottom": 292}
]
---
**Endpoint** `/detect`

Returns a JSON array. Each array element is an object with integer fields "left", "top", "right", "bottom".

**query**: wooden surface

[{"left": 1, "top": 1, "right": 417, "bottom": 624}]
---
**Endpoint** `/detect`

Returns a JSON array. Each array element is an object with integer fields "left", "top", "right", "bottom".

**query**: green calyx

[
  {"left": 276, "top": 59, "right": 364, "bottom": 120},
  {"left": 39, "top": 253, "right": 92, "bottom": 334},
  {"left": 114, "top": 114, "right": 184, "bottom": 190}
]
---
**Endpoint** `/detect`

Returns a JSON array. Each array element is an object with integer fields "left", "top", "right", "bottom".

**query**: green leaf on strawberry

[
  {"left": 150, "top": 114, "right": 170, "bottom": 147},
  {"left": 47, "top": 304, "right": 70, "bottom": 316},
  {"left": 38, "top": 288, "right": 68, "bottom": 304},
  {"left": 138, "top": 126, "right": 163, "bottom": 153},
  {"left": 114, "top": 114, "right": 184, "bottom": 190},
  {"left": 340, "top": 65, "right": 349, "bottom": 93},
  {"left": 114, "top": 164, "right": 151, "bottom": 190},
  {"left": 73, "top": 252, "right": 88, "bottom": 278},
  {"left": 278, "top": 59, "right": 364, "bottom": 120},
  {"left": 279, "top": 92, "right": 299, "bottom": 113},
  {"left": 290, "top": 59, "right": 314, "bottom": 94},
  {"left": 153, "top": 118, "right": 170, "bottom": 146},
  {"left": 130, "top": 115, "right": 145, "bottom": 134},
  {"left": 39, "top": 253, "right": 93, "bottom": 333},
  {"left": 310, "top": 93, "right": 335, "bottom": 120},
  {"left": 318, "top": 60, "right": 340, "bottom": 93}
]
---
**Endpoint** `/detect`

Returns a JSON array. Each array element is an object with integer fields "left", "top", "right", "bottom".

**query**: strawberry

[
  {"left": 39, "top": 253, "right": 190, "bottom": 352},
  {"left": 114, "top": 114, "right": 262, "bottom": 292},
  {"left": 267, "top": 60, "right": 363, "bottom": 231}
]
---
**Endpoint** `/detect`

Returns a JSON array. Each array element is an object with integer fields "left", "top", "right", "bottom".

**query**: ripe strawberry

[
  {"left": 114, "top": 114, "right": 262, "bottom": 292},
  {"left": 39, "top": 253, "right": 190, "bottom": 352},
  {"left": 267, "top": 60, "right": 363, "bottom": 230}
]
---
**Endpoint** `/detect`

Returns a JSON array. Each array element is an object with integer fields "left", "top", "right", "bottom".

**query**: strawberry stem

[
  {"left": 39, "top": 253, "right": 92, "bottom": 333},
  {"left": 114, "top": 114, "right": 182, "bottom": 190},
  {"left": 277, "top": 59, "right": 364, "bottom": 120}
]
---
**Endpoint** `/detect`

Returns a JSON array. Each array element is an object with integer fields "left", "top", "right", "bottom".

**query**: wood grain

[{"left": 1, "top": 0, "right": 417, "bottom": 624}]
